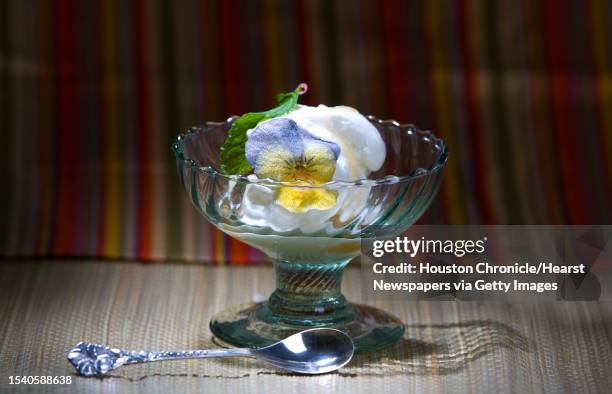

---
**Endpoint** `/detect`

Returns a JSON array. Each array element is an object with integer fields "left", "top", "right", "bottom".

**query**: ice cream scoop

[
  {"left": 239, "top": 104, "right": 386, "bottom": 232},
  {"left": 245, "top": 118, "right": 342, "bottom": 212}
]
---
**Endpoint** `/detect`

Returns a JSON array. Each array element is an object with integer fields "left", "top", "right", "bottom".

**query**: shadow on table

[
  {"left": 346, "top": 319, "right": 531, "bottom": 376},
  {"left": 204, "top": 319, "right": 530, "bottom": 377}
]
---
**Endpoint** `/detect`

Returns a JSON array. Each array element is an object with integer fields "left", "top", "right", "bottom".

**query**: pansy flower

[{"left": 245, "top": 118, "right": 341, "bottom": 213}]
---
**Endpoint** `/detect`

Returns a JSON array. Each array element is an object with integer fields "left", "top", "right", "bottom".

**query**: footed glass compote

[{"left": 172, "top": 116, "right": 448, "bottom": 353}]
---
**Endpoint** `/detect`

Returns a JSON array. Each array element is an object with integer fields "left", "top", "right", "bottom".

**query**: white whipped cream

[
  {"left": 234, "top": 104, "right": 386, "bottom": 235},
  {"left": 282, "top": 105, "right": 385, "bottom": 180}
]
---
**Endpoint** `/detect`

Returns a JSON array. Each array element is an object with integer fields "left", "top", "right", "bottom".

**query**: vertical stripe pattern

[{"left": 0, "top": 0, "right": 610, "bottom": 263}]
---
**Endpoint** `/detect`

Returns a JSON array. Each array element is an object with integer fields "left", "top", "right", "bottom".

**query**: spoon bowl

[{"left": 254, "top": 328, "right": 355, "bottom": 374}]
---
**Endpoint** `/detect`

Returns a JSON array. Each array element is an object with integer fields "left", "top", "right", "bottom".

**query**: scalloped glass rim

[{"left": 171, "top": 115, "right": 449, "bottom": 189}]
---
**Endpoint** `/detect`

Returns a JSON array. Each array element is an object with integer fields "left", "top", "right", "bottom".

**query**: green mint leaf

[{"left": 220, "top": 85, "right": 303, "bottom": 175}]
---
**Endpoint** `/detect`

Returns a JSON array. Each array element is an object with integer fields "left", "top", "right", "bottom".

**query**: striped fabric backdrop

[{"left": 1, "top": 0, "right": 611, "bottom": 263}]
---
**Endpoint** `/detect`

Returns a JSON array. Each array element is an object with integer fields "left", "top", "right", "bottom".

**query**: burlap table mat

[{"left": 0, "top": 262, "right": 610, "bottom": 393}]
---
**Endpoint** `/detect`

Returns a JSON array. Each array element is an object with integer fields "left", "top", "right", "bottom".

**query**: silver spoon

[{"left": 67, "top": 328, "right": 354, "bottom": 376}]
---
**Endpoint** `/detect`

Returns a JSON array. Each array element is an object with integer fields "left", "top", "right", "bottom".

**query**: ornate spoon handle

[{"left": 67, "top": 341, "right": 252, "bottom": 376}]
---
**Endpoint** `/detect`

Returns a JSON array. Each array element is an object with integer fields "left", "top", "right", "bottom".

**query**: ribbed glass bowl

[{"left": 172, "top": 116, "right": 448, "bottom": 353}]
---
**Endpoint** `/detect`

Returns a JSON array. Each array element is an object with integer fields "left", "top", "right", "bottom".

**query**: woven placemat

[{"left": 0, "top": 262, "right": 610, "bottom": 393}]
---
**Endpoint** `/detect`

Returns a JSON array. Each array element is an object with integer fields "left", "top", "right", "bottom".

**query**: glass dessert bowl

[{"left": 172, "top": 115, "right": 448, "bottom": 353}]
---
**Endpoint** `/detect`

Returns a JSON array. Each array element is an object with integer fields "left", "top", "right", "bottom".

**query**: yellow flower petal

[
  {"left": 253, "top": 143, "right": 339, "bottom": 213},
  {"left": 275, "top": 185, "right": 338, "bottom": 213},
  {"left": 294, "top": 144, "right": 337, "bottom": 183},
  {"left": 255, "top": 145, "right": 296, "bottom": 181}
]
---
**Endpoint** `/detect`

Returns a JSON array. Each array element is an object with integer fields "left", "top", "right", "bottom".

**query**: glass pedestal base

[{"left": 210, "top": 302, "right": 404, "bottom": 353}]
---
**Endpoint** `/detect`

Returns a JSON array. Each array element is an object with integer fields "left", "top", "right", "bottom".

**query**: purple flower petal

[
  {"left": 245, "top": 117, "right": 341, "bottom": 177},
  {"left": 245, "top": 118, "right": 303, "bottom": 170},
  {"left": 298, "top": 127, "right": 340, "bottom": 159}
]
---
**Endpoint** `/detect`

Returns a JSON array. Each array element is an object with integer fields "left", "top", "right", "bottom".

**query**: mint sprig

[{"left": 220, "top": 84, "right": 307, "bottom": 175}]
